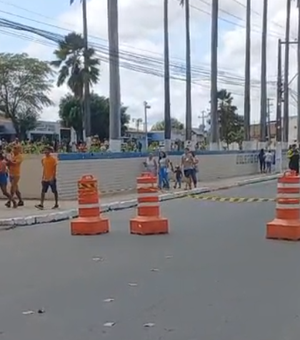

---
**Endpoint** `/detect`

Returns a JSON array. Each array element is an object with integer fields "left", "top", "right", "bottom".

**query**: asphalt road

[{"left": 0, "top": 180, "right": 300, "bottom": 340}]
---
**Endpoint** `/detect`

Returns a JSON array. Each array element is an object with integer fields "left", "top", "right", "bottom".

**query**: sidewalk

[{"left": 0, "top": 173, "right": 278, "bottom": 229}]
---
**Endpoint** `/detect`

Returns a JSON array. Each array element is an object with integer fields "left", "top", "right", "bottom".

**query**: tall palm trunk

[
  {"left": 259, "top": 0, "right": 268, "bottom": 142},
  {"left": 297, "top": 0, "right": 300, "bottom": 142},
  {"left": 210, "top": 0, "right": 219, "bottom": 147},
  {"left": 283, "top": 0, "right": 291, "bottom": 143},
  {"left": 184, "top": 0, "right": 192, "bottom": 141},
  {"left": 82, "top": 0, "right": 91, "bottom": 141},
  {"left": 164, "top": 0, "right": 171, "bottom": 151},
  {"left": 107, "top": 0, "right": 121, "bottom": 151},
  {"left": 243, "top": 0, "right": 251, "bottom": 142}
]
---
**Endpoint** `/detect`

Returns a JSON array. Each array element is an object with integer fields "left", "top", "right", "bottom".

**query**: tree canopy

[
  {"left": 217, "top": 89, "right": 244, "bottom": 146},
  {"left": 0, "top": 53, "right": 53, "bottom": 138},
  {"left": 59, "top": 92, "right": 130, "bottom": 141},
  {"left": 151, "top": 117, "right": 184, "bottom": 131},
  {"left": 51, "top": 32, "right": 100, "bottom": 98}
]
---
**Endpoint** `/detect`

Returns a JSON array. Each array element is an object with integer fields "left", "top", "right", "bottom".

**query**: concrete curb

[{"left": 0, "top": 174, "right": 278, "bottom": 230}]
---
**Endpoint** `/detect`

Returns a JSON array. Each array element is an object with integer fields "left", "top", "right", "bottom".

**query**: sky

[{"left": 0, "top": 0, "right": 298, "bottom": 129}]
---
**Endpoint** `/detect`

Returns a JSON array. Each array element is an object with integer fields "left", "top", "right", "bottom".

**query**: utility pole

[
  {"left": 143, "top": 101, "right": 151, "bottom": 150},
  {"left": 107, "top": 0, "right": 121, "bottom": 151},
  {"left": 210, "top": 0, "right": 219, "bottom": 148},
  {"left": 276, "top": 39, "right": 283, "bottom": 142},
  {"left": 283, "top": 0, "right": 291, "bottom": 143},
  {"left": 244, "top": 0, "right": 251, "bottom": 141},
  {"left": 267, "top": 98, "right": 273, "bottom": 140},
  {"left": 198, "top": 110, "right": 209, "bottom": 128},
  {"left": 297, "top": 0, "right": 300, "bottom": 142},
  {"left": 260, "top": 0, "right": 268, "bottom": 142}
]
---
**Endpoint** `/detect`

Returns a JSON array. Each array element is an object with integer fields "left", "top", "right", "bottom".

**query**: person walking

[
  {"left": 289, "top": 144, "right": 299, "bottom": 175},
  {"left": 258, "top": 149, "right": 266, "bottom": 173},
  {"left": 35, "top": 146, "right": 59, "bottom": 210},
  {"left": 144, "top": 153, "right": 157, "bottom": 177},
  {"left": 158, "top": 151, "right": 170, "bottom": 190},
  {"left": 181, "top": 148, "right": 194, "bottom": 190}
]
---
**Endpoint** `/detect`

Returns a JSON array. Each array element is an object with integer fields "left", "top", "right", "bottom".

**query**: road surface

[{"left": 0, "top": 180, "right": 299, "bottom": 340}]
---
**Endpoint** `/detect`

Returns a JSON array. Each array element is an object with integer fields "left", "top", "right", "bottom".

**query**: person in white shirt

[{"left": 265, "top": 150, "right": 273, "bottom": 173}]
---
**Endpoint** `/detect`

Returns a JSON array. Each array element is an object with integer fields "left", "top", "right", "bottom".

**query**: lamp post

[{"left": 144, "top": 101, "right": 151, "bottom": 150}]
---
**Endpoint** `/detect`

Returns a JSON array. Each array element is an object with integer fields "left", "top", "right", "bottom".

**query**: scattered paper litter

[
  {"left": 103, "top": 322, "right": 115, "bottom": 327},
  {"left": 128, "top": 282, "right": 138, "bottom": 287},
  {"left": 151, "top": 268, "right": 159, "bottom": 272},
  {"left": 92, "top": 257, "right": 104, "bottom": 262},
  {"left": 144, "top": 323, "right": 155, "bottom": 327},
  {"left": 103, "top": 298, "right": 114, "bottom": 303},
  {"left": 22, "top": 311, "right": 34, "bottom": 315}
]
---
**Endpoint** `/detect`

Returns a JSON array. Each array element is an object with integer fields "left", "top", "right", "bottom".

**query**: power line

[
  {"left": 0, "top": 16, "right": 278, "bottom": 90},
  {"left": 0, "top": 0, "right": 288, "bottom": 60},
  {"left": 192, "top": 0, "right": 287, "bottom": 39}
]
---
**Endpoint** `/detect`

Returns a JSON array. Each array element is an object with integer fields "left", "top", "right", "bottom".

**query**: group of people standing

[
  {"left": 144, "top": 148, "right": 199, "bottom": 190},
  {"left": 258, "top": 148, "right": 274, "bottom": 173},
  {"left": 0, "top": 143, "right": 24, "bottom": 208},
  {"left": 0, "top": 143, "right": 59, "bottom": 209}
]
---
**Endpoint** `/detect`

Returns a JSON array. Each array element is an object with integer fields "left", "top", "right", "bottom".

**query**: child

[
  {"left": 0, "top": 153, "right": 16, "bottom": 208},
  {"left": 173, "top": 165, "right": 182, "bottom": 189}
]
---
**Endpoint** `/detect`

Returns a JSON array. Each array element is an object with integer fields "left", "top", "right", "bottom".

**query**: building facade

[
  {"left": 250, "top": 116, "right": 298, "bottom": 144},
  {"left": 0, "top": 116, "right": 75, "bottom": 142}
]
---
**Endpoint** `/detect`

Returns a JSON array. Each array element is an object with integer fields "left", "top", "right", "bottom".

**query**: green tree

[
  {"left": 59, "top": 92, "right": 130, "bottom": 141},
  {"left": 151, "top": 118, "right": 184, "bottom": 131},
  {"left": 59, "top": 94, "right": 83, "bottom": 141},
  {"left": 217, "top": 89, "right": 244, "bottom": 146},
  {"left": 51, "top": 32, "right": 100, "bottom": 98},
  {"left": 0, "top": 53, "right": 53, "bottom": 138}
]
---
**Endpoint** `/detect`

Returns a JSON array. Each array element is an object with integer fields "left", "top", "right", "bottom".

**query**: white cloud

[{"left": 23, "top": 0, "right": 298, "bottom": 126}]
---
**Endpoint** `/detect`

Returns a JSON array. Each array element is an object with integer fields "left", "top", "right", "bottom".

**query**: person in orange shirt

[
  {"left": 6, "top": 145, "right": 24, "bottom": 208},
  {"left": 35, "top": 146, "right": 59, "bottom": 210}
]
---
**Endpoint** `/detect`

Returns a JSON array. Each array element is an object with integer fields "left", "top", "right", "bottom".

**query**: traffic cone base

[
  {"left": 130, "top": 216, "right": 169, "bottom": 235},
  {"left": 71, "top": 217, "right": 109, "bottom": 235},
  {"left": 266, "top": 219, "right": 300, "bottom": 241}
]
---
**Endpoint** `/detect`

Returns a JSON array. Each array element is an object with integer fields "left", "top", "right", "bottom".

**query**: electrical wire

[
  {"left": 194, "top": 0, "right": 285, "bottom": 38},
  {"left": 0, "top": 4, "right": 288, "bottom": 100}
]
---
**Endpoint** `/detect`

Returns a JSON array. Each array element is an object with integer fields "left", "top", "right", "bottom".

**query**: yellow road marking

[{"left": 189, "top": 195, "right": 275, "bottom": 203}]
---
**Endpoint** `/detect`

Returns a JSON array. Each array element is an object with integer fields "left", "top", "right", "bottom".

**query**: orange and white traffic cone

[
  {"left": 130, "top": 174, "right": 169, "bottom": 235},
  {"left": 71, "top": 175, "right": 109, "bottom": 235},
  {"left": 266, "top": 170, "right": 300, "bottom": 241}
]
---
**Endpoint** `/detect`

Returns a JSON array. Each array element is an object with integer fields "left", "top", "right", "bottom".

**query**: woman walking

[
  {"left": 158, "top": 151, "right": 170, "bottom": 190},
  {"left": 190, "top": 151, "right": 199, "bottom": 188},
  {"left": 144, "top": 153, "right": 157, "bottom": 176}
]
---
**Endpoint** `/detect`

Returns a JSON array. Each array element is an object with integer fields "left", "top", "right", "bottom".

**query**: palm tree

[
  {"left": 107, "top": 0, "right": 122, "bottom": 151},
  {"left": 68, "top": 0, "right": 92, "bottom": 139},
  {"left": 179, "top": 0, "right": 192, "bottom": 141},
  {"left": 132, "top": 118, "right": 143, "bottom": 131},
  {"left": 51, "top": 33, "right": 100, "bottom": 97},
  {"left": 217, "top": 89, "right": 234, "bottom": 108},
  {"left": 244, "top": 0, "right": 251, "bottom": 141},
  {"left": 51, "top": 32, "right": 99, "bottom": 142},
  {"left": 297, "top": 0, "right": 300, "bottom": 142},
  {"left": 163, "top": 0, "right": 171, "bottom": 150},
  {"left": 260, "top": 0, "right": 268, "bottom": 141}
]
